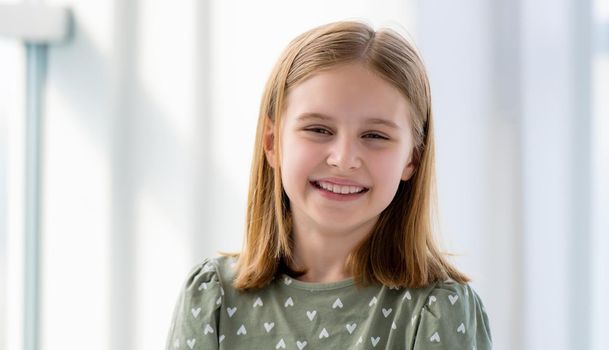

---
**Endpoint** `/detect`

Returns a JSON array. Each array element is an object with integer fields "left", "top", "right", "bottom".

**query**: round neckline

[{"left": 279, "top": 274, "right": 355, "bottom": 291}]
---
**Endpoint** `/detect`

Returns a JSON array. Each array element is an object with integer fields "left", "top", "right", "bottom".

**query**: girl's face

[{"left": 265, "top": 62, "right": 416, "bottom": 236}]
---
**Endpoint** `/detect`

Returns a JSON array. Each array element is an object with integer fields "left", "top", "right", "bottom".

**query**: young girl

[{"left": 166, "top": 21, "right": 492, "bottom": 349}]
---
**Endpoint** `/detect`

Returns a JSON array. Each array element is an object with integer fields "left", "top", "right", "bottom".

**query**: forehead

[{"left": 283, "top": 62, "right": 411, "bottom": 127}]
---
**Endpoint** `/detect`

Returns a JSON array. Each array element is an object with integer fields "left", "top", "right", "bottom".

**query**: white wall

[
  {"left": 1, "top": 32, "right": 26, "bottom": 350},
  {"left": 417, "top": 1, "right": 512, "bottom": 347},
  {"left": 2, "top": 0, "right": 606, "bottom": 350}
]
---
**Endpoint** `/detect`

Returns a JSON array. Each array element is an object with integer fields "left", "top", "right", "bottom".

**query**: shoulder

[
  {"left": 166, "top": 256, "right": 238, "bottom": 349},
  {"left": 423, "top": 280, "right": 486, "bottom": 315},
  {"left": 412, "top": 281, "right": 492, "bottom": 349},
  {"left": 179, "top": 255, "right": 238, "bottom": 296}
]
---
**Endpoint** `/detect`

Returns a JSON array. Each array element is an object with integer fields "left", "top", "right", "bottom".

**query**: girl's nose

[{"left": 326, "top": 137, "right": 362, "bottom": 170}]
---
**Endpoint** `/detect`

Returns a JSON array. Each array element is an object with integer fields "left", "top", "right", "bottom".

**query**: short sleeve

[
  {"left": 165, "top": 259, "right": 223, "bottom": 350},
  {"left": 413, "top": 282, "right": 492, "bottom": 350}
]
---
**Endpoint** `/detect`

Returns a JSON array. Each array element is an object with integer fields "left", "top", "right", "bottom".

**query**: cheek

[
  {"left": 371, "top": 149, "right": 404, "bottom": 171},
  {"left": 280, "top": 139, "right": 321, "bottom": 184},
  {"left": 369, "top": 151, "right": 408, "bottom": 188}
]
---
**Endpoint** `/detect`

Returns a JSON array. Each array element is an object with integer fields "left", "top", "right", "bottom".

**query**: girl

[{"left": 166, "top": 21, "right": 492, "bottom": 349}]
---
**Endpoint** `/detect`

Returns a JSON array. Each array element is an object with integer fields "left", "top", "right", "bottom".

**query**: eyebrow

[{"left": 295, "top": 112, "right": 401, "bottom": 129}]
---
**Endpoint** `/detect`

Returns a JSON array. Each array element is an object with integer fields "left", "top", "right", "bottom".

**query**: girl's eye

[
  {"left": 306, "top": 127, "right": 332, "bottom": 135},
  {"left": 363, "top": 133, "right": 389, "bottom": 140}
]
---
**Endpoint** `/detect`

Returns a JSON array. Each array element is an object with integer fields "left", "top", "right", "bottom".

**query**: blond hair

[{"left": 231, "top": 20, "right": 469, "bottom": 290}]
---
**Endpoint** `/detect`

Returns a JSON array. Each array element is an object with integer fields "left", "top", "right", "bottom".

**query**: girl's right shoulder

[
  {"left": 180, "top": 255, "right": 238, "bottom": 295},
  {"left": 166, "top": 256, "right": 238, "bottom": 349}
]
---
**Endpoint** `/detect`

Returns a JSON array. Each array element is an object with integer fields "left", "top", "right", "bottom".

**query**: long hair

[{"left": 231, "top": 20, "right": 469, "bottom": 290}]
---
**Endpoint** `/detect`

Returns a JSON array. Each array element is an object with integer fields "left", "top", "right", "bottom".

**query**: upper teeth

[{"left": 317, "top": 181, "right": 365, "bottom": 194}]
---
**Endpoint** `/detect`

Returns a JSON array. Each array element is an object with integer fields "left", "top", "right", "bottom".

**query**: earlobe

[
  {"left": 401, "top": 150, "right": 418, "bottom": 181},
  {"left": 263, "top": 118, "right": 276, "bottom": 168},
  {"left": 401, "top": 162, "right": 416, "bottom": 181},
  {"left": 402, "top": 148, "right": 421, "bottom": 181}
]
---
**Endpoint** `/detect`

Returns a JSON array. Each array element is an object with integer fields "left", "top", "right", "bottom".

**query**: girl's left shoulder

[
  {"left": 412, "top": 280, "right": 493, "bottom": 349},
  {"left": 426, "top": 279, "right": 487, "bottom": 312}
]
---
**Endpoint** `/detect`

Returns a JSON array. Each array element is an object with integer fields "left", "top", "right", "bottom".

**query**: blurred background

[{"left": 1, "top": 0, "right": 608, "bottom": 349}]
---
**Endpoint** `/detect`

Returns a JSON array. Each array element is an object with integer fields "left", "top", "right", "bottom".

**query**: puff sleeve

[
  {"left": 413, "top": 282, "right": 492, "bottom": 349},
  {"left": 165, "top": 259, "right": 223, "bottom": 350}
]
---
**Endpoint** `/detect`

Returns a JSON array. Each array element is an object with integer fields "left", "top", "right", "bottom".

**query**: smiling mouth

[{"left": 310, "top": 181, "right": 369, "bottom": 195}]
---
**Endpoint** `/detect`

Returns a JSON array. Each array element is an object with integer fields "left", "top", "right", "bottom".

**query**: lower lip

[{"left": 310, "top": 181, "right": 368, "bottom": 202}]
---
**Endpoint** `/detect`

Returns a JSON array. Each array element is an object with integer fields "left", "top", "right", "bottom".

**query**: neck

[{"left": 291, "top": 216, "right": 377, "bottom": 283}]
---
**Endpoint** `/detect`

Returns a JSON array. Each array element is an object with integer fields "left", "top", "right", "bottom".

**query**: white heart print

[
  {"left": 371, "top": 336, "right": 380, "bottom": 347},
  {"left": 457, "top": 323, "right": 466, "bottom": 334},
  {"left": 449, "top": 294, "right": 459, "bottom": 305},
  {"left": 187, "top": 338, "right": 196, "bottom": 349},
  {"left": 253, "top": 297, "right": 263, "bottom": 307},
  {"left": 346, "top": 323, "right": 357, "bottom": 334},
  {"left": 296, "top": 340, "right": 308, "bottom": 349},
  {"left": 203, "top": 324, "right": 214, "bottom": 335},
  {"left": 276, "top": 338, "right": 286, "bottom": 349},
  {"left": 430, "top": 332, "right": 441, "bottom": 343},
  {"left": 191, "top": 307, "right": 201, "bottom": 318},
  {"left": 264, "top": 322, "right": 275, "bottom": 332},
  {"left": 227, "top": 307, "right": 237, "bottom": 317},
  {"left": 332, "top": 298, "right": 343, "bottom": 309},
  {"left": 237, "top": 324, "right": 247, "bottom": 335},
  {"left": 369, "top": 296, "right": 378, "bottom": 307},
  {"left": 284, "top": 297, "right": 294, "bottom": 307},
  {"left": 306, "top": 310, "right": 317, "bottom": 321},
  {"left": 382, "top": 308, "right": 392, "bottom": 317},
  {"left": 319, "top": 328, "right": 329, "bottom": 339}
]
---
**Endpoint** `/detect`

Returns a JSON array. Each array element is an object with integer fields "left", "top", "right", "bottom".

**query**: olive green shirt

[{"left": 166, "top": 256, "right": 492, "bottom": 349}]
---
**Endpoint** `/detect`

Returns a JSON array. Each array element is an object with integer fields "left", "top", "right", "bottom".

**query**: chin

[{"left": 314, "top": 217, "right": 378, "bottom": 235}]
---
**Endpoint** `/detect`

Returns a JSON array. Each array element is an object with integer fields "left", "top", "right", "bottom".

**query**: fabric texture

[{"left": 166, "top": 256, "right": 492, "bottom": 349}]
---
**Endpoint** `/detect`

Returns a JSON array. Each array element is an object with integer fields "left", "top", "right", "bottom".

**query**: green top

[{"left": 166, "top": 256, "right": 492, "bottom": 349}]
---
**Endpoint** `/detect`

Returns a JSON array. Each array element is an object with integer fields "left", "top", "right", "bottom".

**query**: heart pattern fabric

[{"left": 167, "top": 257, "right": 492, "bottom": 350}]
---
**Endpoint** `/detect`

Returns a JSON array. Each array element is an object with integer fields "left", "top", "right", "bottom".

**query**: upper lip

[{"left": 312, "top": 177, "right": 369, "bottom": 188}]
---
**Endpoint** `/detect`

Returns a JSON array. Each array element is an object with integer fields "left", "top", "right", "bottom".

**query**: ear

[
  {"left": 263, "top": 118, "right": 276, "bottom": 168},
  {"left": 401, "top": 150, "right": 418, "bottom": 181}
]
